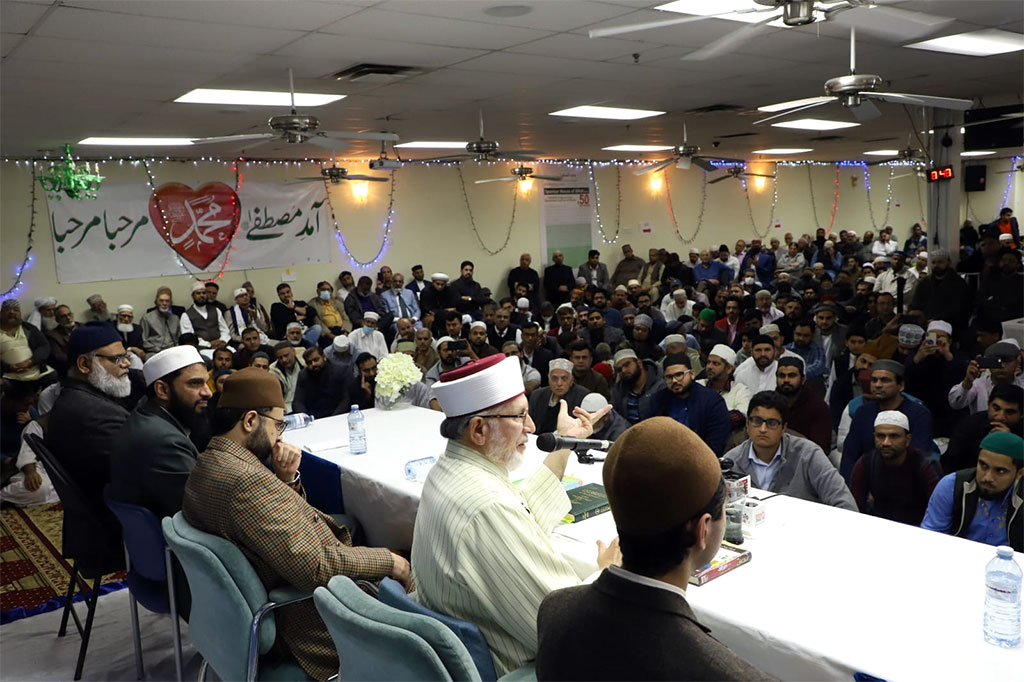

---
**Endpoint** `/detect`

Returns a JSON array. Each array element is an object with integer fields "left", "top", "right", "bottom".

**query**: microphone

[{"left": 535, "top": 433, "right": 613, "bottom": 453}]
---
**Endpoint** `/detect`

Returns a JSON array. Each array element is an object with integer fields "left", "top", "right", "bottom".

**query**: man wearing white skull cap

[
  {"left": 347, "top": 310, "right": 389, "bottom": 361},
  {"left": 412, "top": 355, "right": 617, "bottom": 675}
]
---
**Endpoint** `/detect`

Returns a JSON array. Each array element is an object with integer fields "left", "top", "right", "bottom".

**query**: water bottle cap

[
  {"left": 997, "top": 546, "right": 1014, "bottom": 559},
  {"left": 350, "top": 405, "right": 359, "bottom": 411}
]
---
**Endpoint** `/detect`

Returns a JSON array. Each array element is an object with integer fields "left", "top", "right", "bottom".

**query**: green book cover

[{"left": 563, "top": 483, "right": 610, "bottom": 523}]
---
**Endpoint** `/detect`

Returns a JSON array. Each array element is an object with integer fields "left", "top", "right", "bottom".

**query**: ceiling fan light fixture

[
  {"left": 175, "top": 89, "right": 345, "bottom": 107},
  {"left": 655, "top": 0, "right": 785, "bottom": 27},
  {"left": 395, "top": 141, "right": 470, "bottom": 149},
  {"left": 483, "top": 4, "right": 533, "bottom": 18},
  {"left": 864, "top": 149, "right": 900, "bottom": 156},
  {"left": 771, "top": 118, "right": 860, "bottom": 131},
  {"left": 602, "top": 144, "right": 675, "bottom": 152},
  {"left": 905, "top": 29, "right": 1024, "bottom": 57},
  {"left": 549, "top": 105, "right": 665, "bottom": 121},
  {"left": 960, "top": 151, "right": 997, "bottom": 157},
  {"left": 79, "top": 137, "right": 194, "bottom": 146},
  {"left": 751, "top": 148, "right": 813, "bottom": 155}
]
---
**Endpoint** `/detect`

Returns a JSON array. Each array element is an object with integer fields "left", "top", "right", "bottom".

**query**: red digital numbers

[{"left": 927, "top": 166, "right": 954, "bottom": 183}]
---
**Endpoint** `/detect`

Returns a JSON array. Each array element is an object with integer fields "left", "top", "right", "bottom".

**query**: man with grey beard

[{"left": 47, "top": 322, "right": 133, "bottom": 511}]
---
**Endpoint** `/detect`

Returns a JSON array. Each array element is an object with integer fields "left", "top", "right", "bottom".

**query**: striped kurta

[{"left": 411, "top": 440, "right": 577, "bottom": 675}]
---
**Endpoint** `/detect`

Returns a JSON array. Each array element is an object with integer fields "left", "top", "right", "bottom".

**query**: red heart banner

[{"left": 148, "top": 182, "right": 240, "bottom": 269}]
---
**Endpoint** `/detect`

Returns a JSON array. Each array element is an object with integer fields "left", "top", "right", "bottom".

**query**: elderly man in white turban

[
  {"left": 347, "top": 310, "right": 388, "bottom": 361},
  {"left": 26, "top": 296, "right": 58, "bottom": 332},
  {"left": 412, "top": 355, "right": 620, "bottom": 676},
  {"left": 180, "top": 282, "right": 231, "bottom": 349}
]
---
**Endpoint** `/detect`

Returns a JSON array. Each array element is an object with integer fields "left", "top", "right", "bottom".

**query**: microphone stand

[{"left": 574, "top": 448, "right": 605, "bottom": 464}]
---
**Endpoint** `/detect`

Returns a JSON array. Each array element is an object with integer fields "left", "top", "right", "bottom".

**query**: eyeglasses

[
  {"left": 664, "top": 370, "right": 691, "bottom": 382},
  {"left": 262, "top": 414, "right": 288, "bottom": 435},
  {"left": 93, "top": 352, "right": 132, "bottom": 365},
  {"left": 749, "top": 416, "right": 783, "bottom": 429},
  {"left": 482, "top": 412, "right": 530, "bottom": 424}
]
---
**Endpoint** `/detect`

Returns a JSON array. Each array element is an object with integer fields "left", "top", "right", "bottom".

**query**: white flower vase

[{"left": 376, "top": 385, "right": 410, "bottom": 410}]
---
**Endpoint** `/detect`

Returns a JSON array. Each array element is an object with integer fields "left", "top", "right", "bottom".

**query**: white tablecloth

[{"left": 287, "top": 405, "right": 1024, "bottom": 681}]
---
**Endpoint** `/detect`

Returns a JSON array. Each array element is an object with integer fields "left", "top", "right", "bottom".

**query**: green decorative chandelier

[{"left": 38, "top": 145, "right": 104, "bottom": 200}]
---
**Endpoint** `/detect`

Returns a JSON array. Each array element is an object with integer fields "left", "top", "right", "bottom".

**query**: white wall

[{"left": 2, "top": 157, "right": 1019, "bottom": 314}]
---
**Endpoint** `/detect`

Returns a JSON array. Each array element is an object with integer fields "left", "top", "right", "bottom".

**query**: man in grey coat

[{"left": 724, "top": 390, "right": 856, "bottom": 510}]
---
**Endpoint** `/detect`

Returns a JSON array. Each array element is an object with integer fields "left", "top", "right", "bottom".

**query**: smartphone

[
  {"left": 926, "top": 331, "right": 937, "bottom": 346},
  {"left": 977, "top": 356, "right": 1002, "bottom": 370},
  {"left": 448, "top": 339, "right": 468, "bottom": 351}
]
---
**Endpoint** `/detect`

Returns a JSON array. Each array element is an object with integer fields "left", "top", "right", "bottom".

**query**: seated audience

[
  {"left": 579, "top": 392, "right": 630, "bottom": 442},
  {"left": 649, "top": 353, "right": 730, "bottom": 456},
  {"left": 578, "top": 308, "right": 625, "bottom": 349},
  {"left": 270, "top": 341, "right": 303, "bottom": 413},
  {"left": 776, "top": 357, "right": 832, "bottom": 455},
  {"left": 140, "top": 288, "right": 181, "bottom": 354},
  {"left": 724, "top": 391, "right": 855, "bottom": 510},
  {"left": 568, "top": 341, "right": 610, "bottom": 400},
  {"left": 733, "top": 334, "right": 779, "bottom": 394},
  {"left": 611, "top": 349, "right": 664, "bottom": 425},
  {"left": 502, "top": 341, "right": 541, "bottom": 395},
  {"left": 529, "top": 359, "right": 589, "bottom": 435},
  {"left": 114, "top": 304, "right": 146, "bottom": 360},
  {"left": 270, "top": 283, "right": 313, "bottom": 340},
  {"left": 348, "top": 352, "right": 378, "bottom": 410},
  {"left": 292, "top": 346, "right": 349, "bottom": 418},
  {"left": 904, "top": 320, "right": 968, "bottom": 437},
  {"left": 45, "top": 304, "right": 81, "bottom": 376},
  {"left": 233, "top": 327, "right": 274, "bottom": 370},
  {"left": 2, "top": 299, "right": 54, "bottom": 383},
  {"left": 179, "top": 282, "right": 231, "bottom": 349},
  {"left": 1, "top": 382, "right": 58, "bottom": 507},
  {"left": 349, "top": 311, "right": 389, "bottom": 360},
  {"left": 784, "top": 319, "right": 826, "bottom": 382}
]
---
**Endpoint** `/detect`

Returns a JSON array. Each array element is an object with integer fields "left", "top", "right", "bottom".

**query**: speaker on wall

[{"left": 965, "top": 165, "right": 987, "bottom": 192}]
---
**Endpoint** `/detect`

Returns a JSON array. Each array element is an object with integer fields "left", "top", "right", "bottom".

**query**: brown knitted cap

[
  {"left": 219, "top": 367, "right": 285, "bottom": 410},
  {"left": 603, "top": 416, "right": 722, "bottom": 534}
]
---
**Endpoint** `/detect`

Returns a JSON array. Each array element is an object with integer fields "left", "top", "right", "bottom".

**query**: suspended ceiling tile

[
  {"left": 272, "top": 32, "right": 487, "bottom": 67},
  {"left": 377, "top": 0, "right": 639, "bottom": 32},
  {"left": 63, "top": 0, "right": 365, "bottom": 31},
  {"left": 1, "top": 1, "right": 50, "bottom": 34}
]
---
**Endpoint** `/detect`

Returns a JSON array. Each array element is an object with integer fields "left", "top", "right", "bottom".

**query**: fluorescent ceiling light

[
  {"left": 549, "top": 105, "right": 665, "bottom": 120},
  {"left": 394, "top": 141, "right": 468, "bottom": 149},
  {"left": 758, "top": 97, "right": 835, "bottom": 113},
  {"left": 752, "top": 148, "right": 812, "bottom": 155},
  {"left": 960, "top": 151, "right": 996, "bottom": 157},
  {"left": 79, "top": 137, "right": 194, "bottom": 146},
  {"left": 175, "top": 89, "right": 345, "bottom": 107},
  {"left": 655, "top": 0, "right": 786, "bottom": 27},
  {"left": 602, "top": 144, "right": 675, "bottom": 152},
  {"left": 771, "top": 119, "right": 860, "bottom": 131},
  {"left": 864, "top": 150, "right": 900, "bottom": 156},
  {"left": 905, "top": 29, "right": 1024, "bottom": 57}
]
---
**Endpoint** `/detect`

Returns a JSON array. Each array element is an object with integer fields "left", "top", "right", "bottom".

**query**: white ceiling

[{"left": 1, "top": 0, "right": 1021, "bottom": 162}]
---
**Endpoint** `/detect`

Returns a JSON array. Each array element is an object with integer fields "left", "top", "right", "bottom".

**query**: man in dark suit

[
  {"left": 537, "top": 417, "right": 775, "bottom": 681},
  {"left": 521, "top": 322, "right": 553, "bottom": 387},
  {"left": 543, "top": 251, "right": 575, "bottom": 306},
  {"left": 527, "top": 359, "right": 589, "bottom": 434}
]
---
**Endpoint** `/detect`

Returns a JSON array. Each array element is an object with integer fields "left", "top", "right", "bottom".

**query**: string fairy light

[
  {"left": 862, "top": 162, "right": 895, "bottom": 230},
  {"left": 808, "top": 164, "right": 841, "bottom": 232},
  {"left": 456, "top": 164, "right": 517, "bottom": 256},
  {"left": 589, "top": 162, "right": 621, "bottom": 245},
  {"left": 325, "top": 168, "right": 397, "bottom": 269},
  {"left": 3, "top": 162, "right": 38, "bottom": 298},
  {"left": 663, "top": 170, "right": 709, "bottom": 245},
  {"left": 741, "top": 168, "right": 779, "bottom": 239}
]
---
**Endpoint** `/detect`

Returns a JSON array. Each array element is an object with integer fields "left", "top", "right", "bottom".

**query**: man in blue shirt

[
  {"left": 693, "top": 249, "right": 732, "bottom": 286},
  {"left": 921, "top": 432, "right": 1023, "bottom": 551},
  {"left": 649, "top": 353, "right": 729, "bottom": 455}
]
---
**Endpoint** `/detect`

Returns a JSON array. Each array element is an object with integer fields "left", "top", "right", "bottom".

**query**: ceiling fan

[
  {"left": 189, "top": 70, "right": 398, "bottom": 151},
  {"left": 408, "top": 111, "right": 544, "bottom": 163},
  {"left": 475, "top": 166, "right": 565, "bottom": 185},
  {"left": 708, "top": 167, "right": 776, "bottom": 184},
  {"left": 633, "top": 123, "right": 745, "bottom": 175},
  {"left": 588, "top": 1, "right": 953, "bottom": 62},
  {"left": 892, "top": 161, "right": 928, "bottom": 180},
  {"left": 755, "top": 27, "right": 973, "bottom": 125},
  {"left": 865, "top": 145, "right": 928, "bottom": 167},
  {"left": 290, "top": 164, "right": 388, "bottom": 184}
]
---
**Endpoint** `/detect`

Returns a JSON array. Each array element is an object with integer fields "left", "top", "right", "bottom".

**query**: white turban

[
  {"left": 469, "top": 321, "right": 486, "bottom": 330},
  {"left": 709, "top": 344, "right": 737, "bottom": 366},
  {"left": 927, "top": 320, "right": 952, "bottom": 336},
  {"left": 548, "top": 358, "right": 573, "bottom": 375},
  {"left": 117, "top": 304, "right": 134, "bottom": 313},
  {"left": 874, "top": 410, "right": 909, "bottom": 432},
  {"left": 232, "top": 288, "right": 247, "bottom": 298}
]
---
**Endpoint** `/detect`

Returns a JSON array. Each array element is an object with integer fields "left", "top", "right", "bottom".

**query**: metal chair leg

[
  {"left": 125, "top": 546, "right": 145, "bottom": 680},
  {"left": 197, "top": 659, "right": 209, "bottom": 682},
  {"left": 58, "top": 566, "right": 77, "bottom": 637},
  {"left": 73, "top": 576, "right": 102, "bottom": 681},
  {"left": 165, "top": 548, "right": 184, "bottom": 682}
]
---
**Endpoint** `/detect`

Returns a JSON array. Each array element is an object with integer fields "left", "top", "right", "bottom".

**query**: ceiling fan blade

[
  {"left": 743, "top": 172, "right": 776, "bottom": 179},
  {"left": 708, "top": 174, "right": 734, "bottom": 185},
  {"left": 850, "top": 99, "right": 882, "bottom": 122},
  {"left": 633, "top": 158, "right": 675, "bottom": 176},
  {"left": 474, "top": 177, "right": 516, "bottom": 184},
  {"left": 407, "top": 153, "right": 472, "bottom": 163},
  {"left": 964, "top": 113, "right": 1024, "bottom": 128},
  {"left": 304, "top": 136, "right": 351, "bottom": 151},
  {"left": 682, "top": 13, "right": 781, "bottom": 62},
  {"left": 827, "top": 3, "right": 953, "bottom": 41},
  {"left": 502, "top": 152, "right": 539, "bottom": 161},
  {"left": 866, "top": 157, "right": 898, "bottom": 166},
  {"left": 531, "top": 174, "right": 565, "bottom": 181},
  {"left": 588, "top": 12, "right": 726, "bottom": 39},
  {"left": 344, "top": 174, "right": 389, "bottom": 182},
  {"left": 698, "top": 155, "right": 745, "bottom": 164},
  {"left": 866, "top": 92, "right": 973, "bottom": 111},
  {"left": 319, "top": 130, "right": 399, "bottom": 142},
  {"left": 190, "top": 133, "right": 275, "bottom": 145},
  {"left": 754, "top": 98, "right": 836, "bottom": 125}
]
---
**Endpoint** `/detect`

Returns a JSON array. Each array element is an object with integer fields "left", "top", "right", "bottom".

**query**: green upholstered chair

[
  {"left": 161, "top": 512, "right": 313, "bottom": 682},
  {"left": 314, "top": 575, "right": 476, "bottom": 681}
]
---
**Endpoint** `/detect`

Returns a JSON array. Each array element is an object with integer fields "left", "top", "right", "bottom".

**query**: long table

[{"left": 286, "top": 405, "right": 1024, "bottom": 681}]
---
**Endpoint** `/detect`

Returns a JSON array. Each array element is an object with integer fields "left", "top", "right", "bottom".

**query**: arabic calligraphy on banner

[{"left": 50, "top": 181, "right": 331, "bottom": 284}]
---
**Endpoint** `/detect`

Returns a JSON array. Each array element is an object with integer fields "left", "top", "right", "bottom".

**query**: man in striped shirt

[{"left": 413, "top": 355, "right": 619, "bottom": 675}]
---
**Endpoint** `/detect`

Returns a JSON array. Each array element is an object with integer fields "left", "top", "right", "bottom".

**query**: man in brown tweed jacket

[{"left": 183, "top": 367, "right": 412, "bottom": 680}]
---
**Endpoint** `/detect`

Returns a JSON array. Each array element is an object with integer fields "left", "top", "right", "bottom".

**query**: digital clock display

[{"left": 927, "top": 166, "right": 954, "bottom": 182}]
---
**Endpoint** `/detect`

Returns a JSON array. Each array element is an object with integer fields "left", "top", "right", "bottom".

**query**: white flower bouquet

[{"left": 375, "top": 352, "right": 422, "bottom": 403}]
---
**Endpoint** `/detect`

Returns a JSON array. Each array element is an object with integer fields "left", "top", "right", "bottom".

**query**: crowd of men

[{"left": 1, "top": 212, "right": 1022, "bottom": 680}]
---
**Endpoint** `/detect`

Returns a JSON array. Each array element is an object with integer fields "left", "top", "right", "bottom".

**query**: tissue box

[
  {"left": 725, "top": 475, "right": 750, "bottom": 503},
  {"left": 742, "top": 498, "right": 766, "bottom": 527}
]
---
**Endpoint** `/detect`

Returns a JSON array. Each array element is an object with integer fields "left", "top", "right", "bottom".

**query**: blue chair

[
  {"left": 379, "top": 578, "right": 497, "bottom": 681},
  {"left": 161, "top": 512, "right": 313, "bottom": 682},
  {"left": 314, "top": 575, "right": 476, "bottom": 681},
  {"left": 298, "top": 451, "right": 363, "bottom": 542},
  {"left": 103, "top": 487, "right": 184, "bottom": 682}
]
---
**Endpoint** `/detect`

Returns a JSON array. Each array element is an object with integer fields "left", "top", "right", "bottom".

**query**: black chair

[{"left": 25, "top": 434, "right": 125, "bottom": 681}]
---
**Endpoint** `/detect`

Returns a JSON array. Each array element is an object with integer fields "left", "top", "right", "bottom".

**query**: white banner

[
  {"left": 49, "top": 180, "right": 332, "bottom": 284},
  {"left": 539, "top": 169, "right": 595, "bottom": 268}
]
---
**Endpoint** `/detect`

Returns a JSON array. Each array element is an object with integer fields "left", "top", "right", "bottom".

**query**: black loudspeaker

[{"left": 965, "top": 165, "right": 987, "bottom": 192}]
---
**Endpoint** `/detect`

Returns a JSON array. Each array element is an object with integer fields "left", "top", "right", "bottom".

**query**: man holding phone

[
  {"left": 948, "top": 341, "right": 1024, "bottom": 414},
  {"left": 905, "top": 321, "right": 969, "bottom": 438}
]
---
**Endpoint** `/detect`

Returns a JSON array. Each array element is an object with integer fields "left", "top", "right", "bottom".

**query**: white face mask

[{"left": 319, "top": 290, "right": 331, "bottom": 301}]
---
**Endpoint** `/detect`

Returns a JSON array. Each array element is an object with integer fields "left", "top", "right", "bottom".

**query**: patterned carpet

[{"left": 0, "top": 503, "right": 125, "bottom": 624}]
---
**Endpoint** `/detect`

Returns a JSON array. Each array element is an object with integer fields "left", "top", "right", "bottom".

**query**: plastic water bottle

[
  {"left": 984, "top": 545, "right": 1022, "bottom": 648},
  {"left": 348, "top": 405, "right": 367, "bottom": 455},
  {"left": 283, "top": 413, "right": 314, "bottom": 431}
]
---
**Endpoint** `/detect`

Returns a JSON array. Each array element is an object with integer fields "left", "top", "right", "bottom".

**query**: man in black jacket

[
  {"left": 450, "top": 260, "right": 488, "bottom": 317},
  {"left": 343, "top": 276, "right": 391, "bottom": 330},
  {"left": 292, "top": 346, "right": 350, "bottom": 418},
  {"left": 942, "top": 384, "right": 1024, "bottom": 474},
  {"left": 537, "top": 417, "right": 775, "bottom": 681},
  {"left": 543, "top": 251, "right": 575, "bottom": 306}
]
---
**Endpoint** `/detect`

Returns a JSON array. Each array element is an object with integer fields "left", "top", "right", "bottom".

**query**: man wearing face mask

[
  {"left": 140, "top": 288, "right": 181, "bottom": 354},
  {"left": 184, "top": 369, "right": 410, "bottom": 680},
  {"left": 179, "top": 282, "right": 231, "bottom": 349},
  {"left": 114, "top": 304, "right": 145, "bottom": 360},
  {"left": 348, "top": 311, "right": 389, "bottom": 361},
  {"left": 308, "top": 281, "right": 351, "bottom": 346}
]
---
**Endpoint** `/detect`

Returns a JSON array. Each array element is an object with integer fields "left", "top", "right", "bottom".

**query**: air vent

[
  {"left": 686, "top": 104, "right": 746, "bottom": 114},
  {"left": 716, "top": 132, "right": 757, "bottom": 139},
  {"left": 332, "top": 64, "right": 426, "bottom": 83}
]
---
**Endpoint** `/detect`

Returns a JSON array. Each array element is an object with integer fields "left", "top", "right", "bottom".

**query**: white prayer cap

[
  {"left": 755, "top": 289, "right": 771, "bottom": 298},
  {"left": 614, "top": 284, "right": 627, "bottom": 293},
  {"left": 613, "top": 349, "right": 638, "bottom": 366},
  {"left": 432, "top": 355, "right": 524, "bottom": 418},
  {"left": 863, "top": 276, "right": 877, "bottom": 284},
  {"left": 548, "top": 358, "right": 573, "bottom": 375},
  {"left": 469, "top": 320, "right": 486, "bottom": 330},
  {"left": 575, "top": 277, "right": 587, "bottom": 287},
  {"left": 760, "top": 323, "right": 780, "bottom": 335},
  {"left": 662, "top": 334, "right": 686, "bottom": 347},
  {"left": 689, "top": 248, "right": 699, "bottom": 254},
  {"left": 709, "top": 344, "right": 737, "bottom": 366},
  {"left": 581, "top": 392, "right": 608, "bottom": 413},
  {"left": 117, "top": 304, "right": 134, "bottom": 313},
  {"left": 517, "top": 297, "right": 530, "bottom": 308},
  {"left": 34, "top": 296, "right": 57, "bottom": 308},
  {"left": 556, "top": 303, "right": 575, "bottom": 313},
  {"left": 286, "top": 322, "right": 303, "bottom": 331},
  {"left": 874, "top": 410, "right": 909, "bottom": 432},
  {"left": 191, "top": 282, "right": 206, "bottom": 293},
  {"left": 143, "top": 346, "right": 205, "bottom": 386},
  {"left": 461, "top": 314, "right": 473, "bottom": 325},
  {"left": 927, "top": 320, "right": 952, "bottom": 336},
  {"left": 672, "top": 289, "right": 687, "bottom": 300},
  {"left": 627, "top": 279, "right": 640, "bottom": 287},
  {"left": 861, "top": 262, "right": 874, "bottom": 269},
  {"left": 430, "top": 272, "right": 449, "bottom": 282},
  {"left": 433, "top": 335, "right": 455, "bottom": 351},
  {"left": 232, "top": 288, "right": 247, "bottom": 298},
  {"left": 917, "top": 251, "right": 929, "bottom": 260},
  {"left": 873, "top": 256, "right": 889, "bottom": 265},
  {"left": 333, "top": 334, "right": 350, "bottom": 351},
  {"left": 999, "top": 233, "right": 1014, "bottom": 242},
  {"left": 363, "top": 311, "right": 379, "bottom": 322}
]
